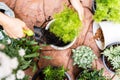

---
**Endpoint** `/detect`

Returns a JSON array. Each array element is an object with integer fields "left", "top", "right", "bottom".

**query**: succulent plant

[
  {"left": 102, "top": 46, "right": 120, "bottom": 70},
  {"left": 72, "top": 46, "right": 97, "bottom": 69}
]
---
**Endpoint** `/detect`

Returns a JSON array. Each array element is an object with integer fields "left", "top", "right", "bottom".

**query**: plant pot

[
  {"left": 32, "top": 67, "right": 71, "bottom": 80},
  {"left": 93, "top": 21, "right": 120, "bottom": 50},
  {"left": 102, "top": 55, "right": 115, "bottom": 74},
  {"left": 45, "top": 20, "right": 77, "bottom": 50},
  {"left": 91, "top": 0, "right": 96, "bottom": 14},
  {"left": 0, "top": 2, "right": 15, "bottom": 17}
]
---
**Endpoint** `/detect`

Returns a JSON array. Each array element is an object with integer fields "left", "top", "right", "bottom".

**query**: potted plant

[
  {"left": 102, "top": 44, "right": 120, "bottom": 75},
  {"left": 72, "top": 46, "right": 97, "bottom": 69},
  {"left": 0, "top": 30, "right": 40, "bottom": 80},
  {"left": 92, "top": 0, "right": 120, "bottom": 50},
  {"left": 72, "top": 46, "right": 108, "bottom": 79},
  {"left": 44, "top": 6, "right": 82, "bottom": 50},
  {"left": 76, "top": 69, "right": 107, "bottom": 80},
  {"left": 32, "top": 65, "right": 71, "bottom": 80},
  {"left": 0, "top": 2, "right": 15, "bottom": 17}
]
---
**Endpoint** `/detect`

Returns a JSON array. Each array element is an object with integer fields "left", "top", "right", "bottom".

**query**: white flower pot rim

[
  {"left": 102, "top": 55, "right": 115, "bottom": 74},
  {"left": 0, "top": 2, "right": 15, "bottom": 17},
  {"left": 45, "top": 19, "right": 77, "bottom": 50},
  {"left": 93, "top": 21, "right": 120, "bottom": 50}
]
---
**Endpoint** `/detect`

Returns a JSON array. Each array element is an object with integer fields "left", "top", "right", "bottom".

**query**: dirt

[
  {"left": 34, "top": 27, "right": 69, "bottom": 47},
  {"left": 94, "top": 28, "right": 104, "bottom": 42}
]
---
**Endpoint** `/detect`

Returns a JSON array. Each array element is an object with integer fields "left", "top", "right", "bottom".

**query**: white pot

[
  {"left": 93, "top": 21, "right": 120, "bottom": 50},
  {"left": 0, "top": 2, "right": 15, "bottom": 17},
  {"left": 46, "top": 20, "right": 77, "bottom": 50}
]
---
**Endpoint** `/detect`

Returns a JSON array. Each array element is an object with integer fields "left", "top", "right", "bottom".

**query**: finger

[{"left": 23, "top": 26, "right": 30, "bottom": 31}]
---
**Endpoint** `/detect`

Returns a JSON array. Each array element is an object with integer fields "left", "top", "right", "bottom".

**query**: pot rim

[
  {"left": 45, "top": 19, "right": 77, "bottom": 50},
  {"left": 102, "top": 54, "right": 115, "bottom": 74}
]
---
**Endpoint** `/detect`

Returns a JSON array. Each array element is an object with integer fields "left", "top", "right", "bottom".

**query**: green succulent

[
  {"left": 50, "top": 6, "right": 82, "bottom": 43},
  {"left": 94, "top": 0, "right": 120, "bottom": 23},
  {"left": 78, "top": 69, "right": 107, "bottom": 80},
  {"left": 43, "top": 66, "right": 66, "bottom": 80},
  {"left": 102, "top": 46, "right": 120, "bottom": 70},
  {"left": 72, "top": 46, "right": 97, "bottom": 69}
]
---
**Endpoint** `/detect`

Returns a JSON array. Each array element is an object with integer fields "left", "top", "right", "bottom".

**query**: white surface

[{"left": 93, "top": 21, "right": 120, "bottom": 50}]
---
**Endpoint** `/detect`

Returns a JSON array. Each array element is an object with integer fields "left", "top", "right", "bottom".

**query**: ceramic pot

[
  {"left": 0, "top": 2, "right": 15, "bottom": 17},
  {"left": 32, "top": 67, "right": 71, "bottom": 80},
  {"left": 93, "top": 21, "right": 120, "bottom": 50},
  {"left": 45, "top": 20, "right": 77, "bottom": 50}
]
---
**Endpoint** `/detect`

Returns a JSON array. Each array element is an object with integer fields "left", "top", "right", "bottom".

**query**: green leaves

[
  {"left": 50, "top": 6, "right": 82, "bottom": 43},
  {"left": 78, "top": 69, "right": 107, "bottom": 80},
  {"left": 72, "top": 46, "right": 97, "bottom": 69},
  {"left": 94, "top": 0, "right": 120, "bottom": 23},
  {"left": 102, "top": 46, "right": 120, "bottom": 70},
  {"left": 43, "top": 66, "right": 66, "bottom": 80}
]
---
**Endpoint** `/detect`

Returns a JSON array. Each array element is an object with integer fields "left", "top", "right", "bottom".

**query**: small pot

[
  {"left": 45, "top": 20, "right": 77, "bottom": 50},
  {"left": 93, "top": 21, "right": 120, "bottom": 50},
  {"left": 32, "top": 67, "right": 71, "bottom": 80},
  {"left": 102, "top": 55, "right": 115, "bottom": 74},
  {"left": 0, "top": 2, "right": 15, "bottom": 17},
  {"left": 91, "top": 0, "right": 96, "bottom": 14}
]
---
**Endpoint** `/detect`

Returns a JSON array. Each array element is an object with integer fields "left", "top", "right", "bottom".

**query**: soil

[
  {"left": 104, "top": 56, "right": 115, "bottom": 72},
  {"left": 34, "top": 27, "right": 69, "bottom": 47},
  {"left": 94, "top": 28, "right": 104, "bottom": 42}
]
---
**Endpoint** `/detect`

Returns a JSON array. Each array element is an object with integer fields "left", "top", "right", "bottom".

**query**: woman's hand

[
  {"left": 70, "top": 0, "right": 84, "bottom": 21},
  {"left": 0, "top": 12, "right": 30, "bottom": 39}
]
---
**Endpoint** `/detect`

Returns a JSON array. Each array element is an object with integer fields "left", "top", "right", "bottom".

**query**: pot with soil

[
  {"left": 76, "top": 69, "right": 107, "bottom": 80},
  {"left": 38, "top": 6, "right": 82, "bottom": 50},
  {"left": 32, "top": 66, "right": 71, "bottom": 80},
  {"left": 0, "top": 2, "right": 15, "bottom": 17},
  {"left": 102, "top": 44, "right": 120, "bottom": 74},
  {"left": 93, "top": 21, "right": 120, "bottom": 50},
  {"left": 45, "top": 19, "right": 77, "bottom": 50}
]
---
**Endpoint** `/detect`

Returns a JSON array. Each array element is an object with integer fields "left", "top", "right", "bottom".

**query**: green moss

[
  {"left": 50, "top": 6, "right": 82, "bottom": 43},
  {"left": 94, "top": 0, "right": 120, "bottom": 23}
]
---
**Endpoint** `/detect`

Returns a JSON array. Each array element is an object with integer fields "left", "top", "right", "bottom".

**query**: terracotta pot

[
  {"left": 93, "top": 21, "right": 120, "bottom": 50},
  {"left": 45, "top": 20, "right": 77, "bottom": 50}
]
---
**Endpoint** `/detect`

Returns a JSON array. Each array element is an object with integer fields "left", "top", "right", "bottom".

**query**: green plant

[
  {"left": 0, "top": 30, "right": 40, "bottom": 80},
  {"left": 50, "top": 6, "right": 82, "bottom": 43},
  {"left": 72, "top": 46, "right": 97, "bottom": 69},
  {"left": 77, "top": 69, "right": 107, "bottom": 80},
  {"left": 94, "top": 0, "right": 120, "bottom": 22},
  {"left": 43, "top": 66, "right": 66, "bottom": 80},
  {"left": 102, "top": 46, "right": 120, "bottom": 70}
]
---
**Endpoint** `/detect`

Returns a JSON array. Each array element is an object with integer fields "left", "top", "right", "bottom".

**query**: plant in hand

[
  {"left": 50, "top": 6, "right": 82, "bottom": 43},
  {"left": 0, "top": 30, "right": 40, "bottom": 80},
  {"left": 94, "top": 0, "right": 120, "bottom": 23},
  {"left": 43, "top": 66, "right": 66, "bottom": 80},
  {"left": 72, "top": 46, "right": 97, "bottom": 69}
]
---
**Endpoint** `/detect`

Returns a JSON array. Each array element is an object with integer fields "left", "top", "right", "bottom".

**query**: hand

[
  {"left": 0, "top": 12, "right": 31, "bottom": 39},
  {"left": 3, "top": 17, "right": 30, "bottom": 39},
  {"left": 70, "top": 0, "right": 84, "bottom": 21}
]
